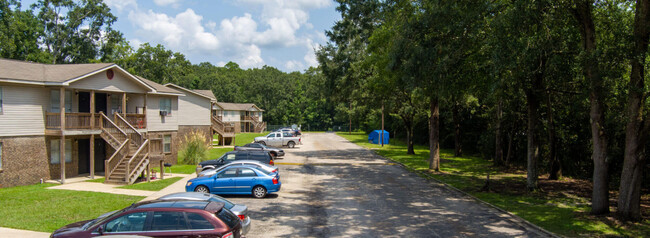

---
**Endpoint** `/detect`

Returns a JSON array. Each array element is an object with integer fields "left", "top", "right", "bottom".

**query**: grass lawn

[
  {"left": 86, "top": 177, "right": 105, "bottom": 183},
  {"left": 152, "top": 164, "right": 200, "bottom": 174},
  {"left": 337, "top": 132, "right": 650, "bottom": 237},
  {"left": 212, "top": 132, "right": 267, "bottom": 146},
  {"left": 0, "top": 183, "right": 144, "bottom": 233},
  {"left": 117, "top": 177, "right": 183, "bottom": 191}
]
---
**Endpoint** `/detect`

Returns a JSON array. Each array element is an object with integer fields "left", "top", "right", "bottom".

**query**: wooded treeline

[
  {"left": 1, "top": 0, "right": 648, "bottom": 221},
  {"left": 316, "top": 0, "right": 649, "bottom": 221}
]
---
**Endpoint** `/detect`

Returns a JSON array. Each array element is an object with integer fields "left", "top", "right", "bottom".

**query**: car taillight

[
  {"left": 271, "top": 169, "right": 277, "bottom": 173},
  {"left": 270, "top": 160, "right": 274, "bottom": 165},
  {"left": 272, "top": 177, "right": 278, "bottom": 184},
  {"left": 222, "top": 231, "right": 233, "bottom": 238},
  {"left": 238, "top": 214, "right": 246, "bottom": 220}
]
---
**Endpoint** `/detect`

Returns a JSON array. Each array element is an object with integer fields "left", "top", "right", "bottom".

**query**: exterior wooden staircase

[
  {"left": 212, "top": 116, "right": 235, "bottom": 137},
  {"left": 251, "top": 116, "right": 266, "bottom": 132},
  {"left": 99, "top": 112, "right": 150, "bottom": 185}
]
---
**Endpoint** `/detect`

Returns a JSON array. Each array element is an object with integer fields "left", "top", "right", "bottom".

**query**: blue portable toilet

[{"left": 368, "top": 130, "right": 389, "bottom": 144}]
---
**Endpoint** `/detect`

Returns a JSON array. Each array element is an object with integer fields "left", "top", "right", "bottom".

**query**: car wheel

[
  {"left": 195, "top": 185, "right": 209, "bottom": 193},
  {"left": 259, "top": 141, "right": 266, "bottom": 146},
  {"left": 252, "top": 185, "right": 267, "bottom": 198},
  {"left": 287, "top": 141, "right": 295, "bottom": 148}
]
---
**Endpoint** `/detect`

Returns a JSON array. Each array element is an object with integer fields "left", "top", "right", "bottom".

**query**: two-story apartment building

[
  {"left": 0, "top": 59, "right": 186, "bottom": 187},
  {"left": 212, "top": 102, "right": 266, "bottom": 133}
]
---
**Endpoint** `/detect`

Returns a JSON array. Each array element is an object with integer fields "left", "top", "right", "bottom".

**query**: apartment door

[
  {"left": 95, "top": 93, "right": 107, "bottom": 114},
  {"left": 94, "top": 139, "right": 106, "bottom": 172},
  {"left": 78, "top": 92, "right": 90, "bottom": 113},
  {"left": 78, "top": 139, "right": 90, "bottom": 174}
]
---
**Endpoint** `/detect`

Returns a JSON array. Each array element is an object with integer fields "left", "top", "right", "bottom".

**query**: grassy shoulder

[
  {"left": 336, "top": 132, "right": 649, "bottom": 237},
  {"left": 116, "top": 177, "right": 183, "bottom": 191},
  {"left": 0, "top": 183, "right": 144, "bottom": 233}
]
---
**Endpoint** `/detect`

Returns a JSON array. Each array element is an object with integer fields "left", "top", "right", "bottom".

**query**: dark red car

[{"left": 50, "top": 200, "right": 241, "bottom": 238}]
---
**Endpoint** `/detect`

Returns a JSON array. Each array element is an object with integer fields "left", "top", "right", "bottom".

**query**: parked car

[
  {"left": 198, "top": 160, "right": 279, "bottom": 178},
  {"left": 196, "top": 151, "right": 274, "bottom": 174},
  {"left": 254, "top": 131, "right": 301, "bottom": 148},
  {"left": 51, "top": 200, "right": 242, "bottom": 238},
  {"left": 187, "top": 165, "right": 281, "bottom": 198},
  {"left": 157, "top": 192, "right": 251, "bottom": 236},
  {"left": 234, "top": 143, "right": 285, "bottom": 157}
]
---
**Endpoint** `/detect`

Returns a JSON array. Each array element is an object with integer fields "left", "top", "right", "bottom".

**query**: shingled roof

[
  {"left": 215, "top": 102, "right": 264, "bottom": 111},
  {"left": 193, "top": 89, "right": 217, "bottom": 101},
  {"left": 0, "top": 58, "right": 113, "bottom": 83}
]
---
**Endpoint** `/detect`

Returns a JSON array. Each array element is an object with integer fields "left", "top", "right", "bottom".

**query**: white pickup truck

[{"left": 254, "top": 132, "right": 301, "bottom": 148}]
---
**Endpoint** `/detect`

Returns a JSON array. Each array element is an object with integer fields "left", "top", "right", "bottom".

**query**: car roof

[
  {"left": 159, "top": 192, "right": 216, "bottom": 200},
  {"left": 130, "top": 200, "right": 224, "bottom": 213}
]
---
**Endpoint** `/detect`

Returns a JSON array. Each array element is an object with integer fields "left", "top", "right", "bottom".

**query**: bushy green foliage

[{"left": 178, "top": 130, "right": 210, "bottom": 165}]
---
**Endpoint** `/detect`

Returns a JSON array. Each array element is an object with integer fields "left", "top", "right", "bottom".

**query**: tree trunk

[
  {"left": 429, "top": 96, "right": 440, "bottom": 171},
  {"left": 572, "top": 0, "right": 609, "bottom": 215},
  {"left": 619, "top": 0, "right": 650, "bottom": 221},
  {"left": 547, "top": 91, "right": 561, "bottom": 180},
  {"left": 453, "top": 102, "right": 462, "bottom": 157},
  {"left": 505, "top": 131, "right": 513, "bottom": 167},
  {"left": 403, "top": 114, "right": 415, "bottom": 155},
  {"left": 526, "top": 62, "right": 544, "bottom": 191},
  {"left": 495, "top": 99, "right": 504, "bottom": 166}
]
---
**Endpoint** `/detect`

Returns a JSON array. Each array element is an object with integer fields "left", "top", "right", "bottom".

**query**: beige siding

[
  {"left": 126, "top": 94, "right": 146, "bottom": 114},
  {"left": 0, "top": 84, "right": 48, "bottom": 136},
  {"left": 178, "top": 93, "right": 211, "bottom": 126},
  {"left": 223, "top": 110, "right": 240, "bottom": 122},
  {"left": 146, "top": 95, "right": 179, "bottom": 131},
  {"left": 68, "top": 70, "right": 149, "bottom": 93}
]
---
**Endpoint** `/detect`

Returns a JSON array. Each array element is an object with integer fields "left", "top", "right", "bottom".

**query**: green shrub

[{"left": 178, "top": 130, "right": 209, "bottom": 165}]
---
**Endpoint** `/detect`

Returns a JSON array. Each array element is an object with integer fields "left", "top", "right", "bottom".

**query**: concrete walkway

[
  {"left": 0, "top": 227, "right": 50, "bottom": 238},
  {"left": 46, "top": 173, "right": 192, "bottom": 199}
]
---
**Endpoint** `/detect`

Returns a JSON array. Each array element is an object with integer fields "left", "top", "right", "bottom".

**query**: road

[{"left": 225, "top": 133, "right": 551, "bottom": 237}]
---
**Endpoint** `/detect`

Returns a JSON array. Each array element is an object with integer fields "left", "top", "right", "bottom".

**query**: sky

[{"left": 22, "top": 0, "right": 341, "bottom": 72}]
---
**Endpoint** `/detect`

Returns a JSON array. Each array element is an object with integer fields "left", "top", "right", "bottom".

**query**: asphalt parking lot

[{"left": 223, "top": 133, "right": 551, "bottom": 237}]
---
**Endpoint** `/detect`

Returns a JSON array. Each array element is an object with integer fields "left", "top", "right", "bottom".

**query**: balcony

[{"left": 46, "top": 112, "right": 146, "bottom": 131}]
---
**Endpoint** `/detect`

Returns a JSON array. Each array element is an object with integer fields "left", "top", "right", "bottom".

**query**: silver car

[
  {"left": 198, "top": 160, "right": 279, "bottom": 177},
  {"left": 157, "top": 192, "right": 251, "bottom": 236}
]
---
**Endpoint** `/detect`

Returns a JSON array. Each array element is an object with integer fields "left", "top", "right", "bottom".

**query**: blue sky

[{"left": 22, "top": 0, "right": 341, "bottom": 72}]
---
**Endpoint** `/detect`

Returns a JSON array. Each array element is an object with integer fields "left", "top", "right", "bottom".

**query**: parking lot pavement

[{"left": 224, "top": 133, "right": 552, "bottom": 237}]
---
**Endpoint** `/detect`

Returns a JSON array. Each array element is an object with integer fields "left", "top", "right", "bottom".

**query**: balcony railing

[{"left": 46, "top": 112, "right": 146, "bottom": 130}]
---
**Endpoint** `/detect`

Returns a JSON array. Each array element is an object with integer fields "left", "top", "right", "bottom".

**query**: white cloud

[
  {"left": 104, "top": 0, "right": 137, "bottom": 13},
  {"left": 304, "top": 38, "right": 319, "bottom": 67},
  {"left": 285, "top": 60, "right": 304, "bottom": 71},
  {"left": 128, "top": 9, "right": 218, "bottom": 52},
  {"left": 154, "top": 0, "right": 183, "bottom": 7}
]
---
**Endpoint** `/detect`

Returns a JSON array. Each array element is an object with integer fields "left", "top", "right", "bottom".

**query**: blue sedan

[{"left": 186, "top": 165, "right": 281, "bottom": 198}]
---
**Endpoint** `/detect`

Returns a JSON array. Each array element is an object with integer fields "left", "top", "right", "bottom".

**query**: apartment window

[
  {"left": 50, "top": 90, "right": 72, "bottom": 113},
  {"left": 110, "top": 94, "right": 121, "bottom": 114},
  {"left": 160, "top": 98, "right": 172, "bottom": 115},
  {"left": 163, "top": 135, "right": 172, "bottom": 153},
  {"left": 0, "top": 86, "right": 3, "bottom": 114},
  {"left": 50, "top": 139, "right": 72, "bottom": 164}
]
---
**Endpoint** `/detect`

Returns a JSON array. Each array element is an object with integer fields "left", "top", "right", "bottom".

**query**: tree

[
  {"left": 0, "top": 0, "right": 50, "bottom": 62},
  {"left": 32, "top": 0, "right": 121, "bottom": 63},
  {"left": 618, "top": 0, "right": 650, "bottom": 221}
]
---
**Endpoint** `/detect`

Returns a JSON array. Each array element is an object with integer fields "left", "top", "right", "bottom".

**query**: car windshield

[{"left": 83, "top": 210, "right": 122, "bottom": 230}]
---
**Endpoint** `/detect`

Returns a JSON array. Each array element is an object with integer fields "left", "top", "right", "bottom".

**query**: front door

[
  {"left": 94, "top": 139, "right": 106, "bottom": 172},
  {"left": 95, "top": 93, "right": 107, "bottom": 114},
  {"left": 78, "top": 92, "right": 90, "bottom": 113},
  {"left": 78, "top": 139, "right": 90, "bottom": 174}
]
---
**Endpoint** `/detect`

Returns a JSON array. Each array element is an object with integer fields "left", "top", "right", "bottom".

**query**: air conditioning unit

[{"left": 160, "top": 111, "right": 168, "bottom": 116}]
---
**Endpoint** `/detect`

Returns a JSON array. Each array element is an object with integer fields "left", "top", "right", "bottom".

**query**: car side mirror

[{"left": 97, "top": 226, "right": 104, "bottom": 235}]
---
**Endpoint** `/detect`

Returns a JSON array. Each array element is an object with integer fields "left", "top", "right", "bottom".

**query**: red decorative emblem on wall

[{"left": 106, "top": 69, "right": 114, "bottom": 80}]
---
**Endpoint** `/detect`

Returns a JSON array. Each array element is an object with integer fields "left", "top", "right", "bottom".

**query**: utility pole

[{"left": 381, "top": 102, "right": 385, "bottom": 147}]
